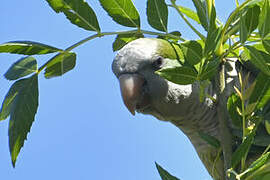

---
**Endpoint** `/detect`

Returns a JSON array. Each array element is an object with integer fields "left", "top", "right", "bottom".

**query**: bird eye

[{"left": 153, "top": 57, "right": 163, "bottom": 69}]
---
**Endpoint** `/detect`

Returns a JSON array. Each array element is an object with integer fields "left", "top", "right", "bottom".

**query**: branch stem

[{"left": 37, "top": 29, "right": 185, "bottom": 73}]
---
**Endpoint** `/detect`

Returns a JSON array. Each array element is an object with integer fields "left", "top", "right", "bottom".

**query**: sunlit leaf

[
  {"left": 0, "top": 41, "right": 62, "bottom": 55},
  {"left": 181, "top": 40, "right": 202, "bottom": 65},
  {"left": 259, "top": 0, "right": 270, "bottom": 38},
  {"left": 155, "top": 162, "right": 180, "bottom": 180},
  {"left": 176, "top": 5, "right": 200, "bottom": 24},
  {"left": 243, "top": 152, "right": 270, "bottom": 176},
  {"left": 157, "top": 66, "right": 197, "bottom": 85},
  {"left": 4, "top": 56, "right": 37, "bottom": 80},
  {"left": 99, "top": 0, "right": 140, "bottom": 28},
  {"left": 8, "top": 75, "right": 39, "bottom": 167},
  {"left": 44, "top": 52, "right": 76, "bottom": 78},
  {"left": 46, "top": 0, "right": 100, "bottom": 32},
  {"left": 113, "top": 33, "right": 144, "bottom": 52},
  {"left": 204, "top": 27, "right": 222, "bottom": 55},
  {"left": 147, "top": 0, "right": 168, "bottom": 32}
]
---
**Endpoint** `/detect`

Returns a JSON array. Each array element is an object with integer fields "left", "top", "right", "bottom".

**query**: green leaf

[
  {"left": 227, "top": 94, "right": 242, "bottom": 128},
  {"left": 245, "top": 5, "right": 261, "bottom": 34},
  {"left": 0, "top": 41, "right": 62, "bottom": 55},
  {"left": 4, "top": 56, "right": 37, "bottom": 80},
  {"left": 262, "top": 40, "right": 270, "bottom": 54},
  {"left": 191, "top": 0, "right": 208, "bottom": 31},
  {"left": 198, "top": 131, "right": 220, "bottom": 148},
  {"left": 176, "top": 5, "right": 200, "bottom": 24},
  {"left": 243, "top": 152, "right": 270, "bottom": 176},
  {"left": 113, "top": 33, "right": 144, "bottom": 52},
  {"left": 99, "top": 0, "right": 140, "bottom": 28},
  {"left": 259, "top": 0, "right": 270, "bottom": 38},
  {"left": 240, "top": 13, "right": 248, "bottom": 43},
  {"left": 157, "top": 66, "right": 198, "bottom": 85},
  {"left": 181, "top": 40, "right": 202, "bottom": 65},
  {"left": 199, "top": 59, "right": 220, "bottom": 80},
  {"left": 204, "top": 26, "right": 222, "bottom": 55},
  {"left": 8, "top": 75, "right": 39, "bottom": 167},
  {"left": 46, "top": 0, "right": 100, "bottom": 32},
  {"left": 147, "top": 0, "right": 168, "bottom": 32},
  {"left": 266, "top": 119, "right": 270, "bottom": 134},
  {"left": 44, "top": 52, "right": 76, "bottom": 78},
  {"left": 249, "top": 72, "right": 270, "bottom": 109},
  {"left": 245, "top": 161, "right": 270, "bottom": 180},
  {"left": 155, "top": 162, "right": 180, "bottom": 180},
  {"left": 244, "top": 46, "right": 270, "bottom": 76},
  {"left": 231, "top": 131, "right": 255, "bottom": 168}
]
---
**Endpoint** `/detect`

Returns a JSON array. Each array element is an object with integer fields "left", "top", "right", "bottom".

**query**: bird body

[{"left": 112, "top": 38, "right": 267, "bottom": 180}]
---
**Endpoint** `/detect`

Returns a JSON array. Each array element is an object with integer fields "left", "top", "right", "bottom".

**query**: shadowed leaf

[
  {"left": 181, "top": 40, "right": 202, "bottom": 65},
  {"left": 46, "top": 0, "right": 100, "bottom": 32},
  {"left": 155, "top": 162, "right": 180, "bottom": 180},
  {"left": 227, "top": 94, "right": 242, "bottom": 128},
  {"left": 99, "top": 0, "right": 140, "bottom": 28},
  {"left": 8, "top": 75, "right": 39, "bottom": 167},
  {"left": 191, "top": 0, "right": 208, "bottom": 31},
  {"left": 4, "top": 56, "right": 37, "bottom": 80},
  {"left": 0, "top": 41, "right": 62, "bottom": 55},
  {"left": 198, "top": 131, "right": 220, "bottom": 148},
  {"left": 157, "top": 66, "right": 197, "bottom": 85},
  {"left": 113, "top": 33, "right": 144, "bottom": 52},
  {"left": 245, "top": 46, "right": 270, "bottom": 76},
  {"left": 44, "top": 52, "right": 76, "bottom": 78},
  {"left": 147, "top": 0, "right": 168, "bottom": 32},
  {"left": 259, "top": 0, "right": 270, "bottom": 38}
]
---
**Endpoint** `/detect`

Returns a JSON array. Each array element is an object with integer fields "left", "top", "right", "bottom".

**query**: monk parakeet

[{"left": 112, "top": 38, "right": 269, "bottom": 180}]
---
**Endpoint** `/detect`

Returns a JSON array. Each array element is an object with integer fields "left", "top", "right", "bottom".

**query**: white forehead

[{"left": 117, "top": 38, "right": 159, "bottom": 60}]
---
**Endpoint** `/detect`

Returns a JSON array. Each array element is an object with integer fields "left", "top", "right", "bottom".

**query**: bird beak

[{"left": 119, "top": 74, "right": 145, "bottom": 115}]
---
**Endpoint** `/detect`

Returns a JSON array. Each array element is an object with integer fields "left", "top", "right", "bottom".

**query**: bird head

[{"left": 112, "top": 38, "right": 198, "bottom": 121}]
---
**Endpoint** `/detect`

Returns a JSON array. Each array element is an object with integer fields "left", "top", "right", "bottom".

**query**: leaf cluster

[{"left": 1, "top": 0, "right": 270, "bottom": 180}]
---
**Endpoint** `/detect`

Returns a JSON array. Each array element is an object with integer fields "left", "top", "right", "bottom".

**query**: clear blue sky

[{"left": 0, "top": 1, "right": 236, "bottom": 180}]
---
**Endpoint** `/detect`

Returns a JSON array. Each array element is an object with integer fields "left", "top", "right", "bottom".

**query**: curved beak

[{"left": 119, "top": 74, "right": 145, "bottom": 115}]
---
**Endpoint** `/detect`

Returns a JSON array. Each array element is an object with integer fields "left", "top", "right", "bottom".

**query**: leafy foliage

[
  {"left": 46, "top": 0, "right": 100, "bottom": 32},
  {"left": 1, "top": 0, "right": 270, "bottom": 179}
]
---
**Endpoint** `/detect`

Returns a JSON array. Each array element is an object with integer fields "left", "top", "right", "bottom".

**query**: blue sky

[{"left": 0, "top": 1, "right": 237, "bottom": 180}]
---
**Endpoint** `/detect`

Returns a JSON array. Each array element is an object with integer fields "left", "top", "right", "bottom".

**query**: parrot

[{"left": 111, "top": 38, "right": 270, "bottom": 180}]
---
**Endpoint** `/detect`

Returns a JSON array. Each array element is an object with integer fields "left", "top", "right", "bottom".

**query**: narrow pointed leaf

[
  {"left": 157, "top": 66, "right": 197, "bottom": 85},
  {"left": 181, "top": 40, "right": 202, "bottom": 65},
  {"left": 155, "top": 162, "right": 180, "bottom": 180},
  {"left": 46, "top": 0, "right": 100, "bottom": 32},
  {"left": 4, "top": 56, "right": 37, "bottom": 80},
  {"left": 113, "top": 33, "right": 144, "bottom": 52},
  {"left": 198, "top": 131, "right": 220, "bottom": 148},
  {"left": 243, "top": 152, "right": 270, "bottom": 175},
  {"left": 8, "top": 75, "right": 39, "bottom": 167},
  {"left": 204, "top": 26, "right": 222, "bottom": 55},
  {"left": 44, "top": 52, "right": 76, "bottom": 78},
  {"left": 191, "top": 0, "right": 208, "bottom": 31},
  {"left": 245, "top": 46, "right": 270, "bottom": 76},
  {"left": 0, "top": 41, "right": 62, "bottom": 55},
  {"left": 147, "top": 0, "right": 168, "bottom": 32},
  {"left": 262, "top": 40, "right": 270, "bottom": 54},
  {"left": 259, "top": 0, "right": 270, "bottom": 38},
  {"left": 227, "top": 94, "right": 242, "bottom": 128},
  {"left": 240, "top": 13, "right": 248, "bottom": 43},
  {"left": 231, "top": 131, "right": 255, "bottom": 168},
  {"left": 249, "top": 72, "right": 270, "bottom": 109},
  {"left": 199, "top": 59, "right": 220, "bottom": 80},
  {"left": 245, "top": 5, "right": 260, "bottom": 34},
  {"left": 176, "top": 5, "right": 200, "bottom": 24},
  {"left": 99, "top": 0, "right": 140, "bottom": 28}
]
